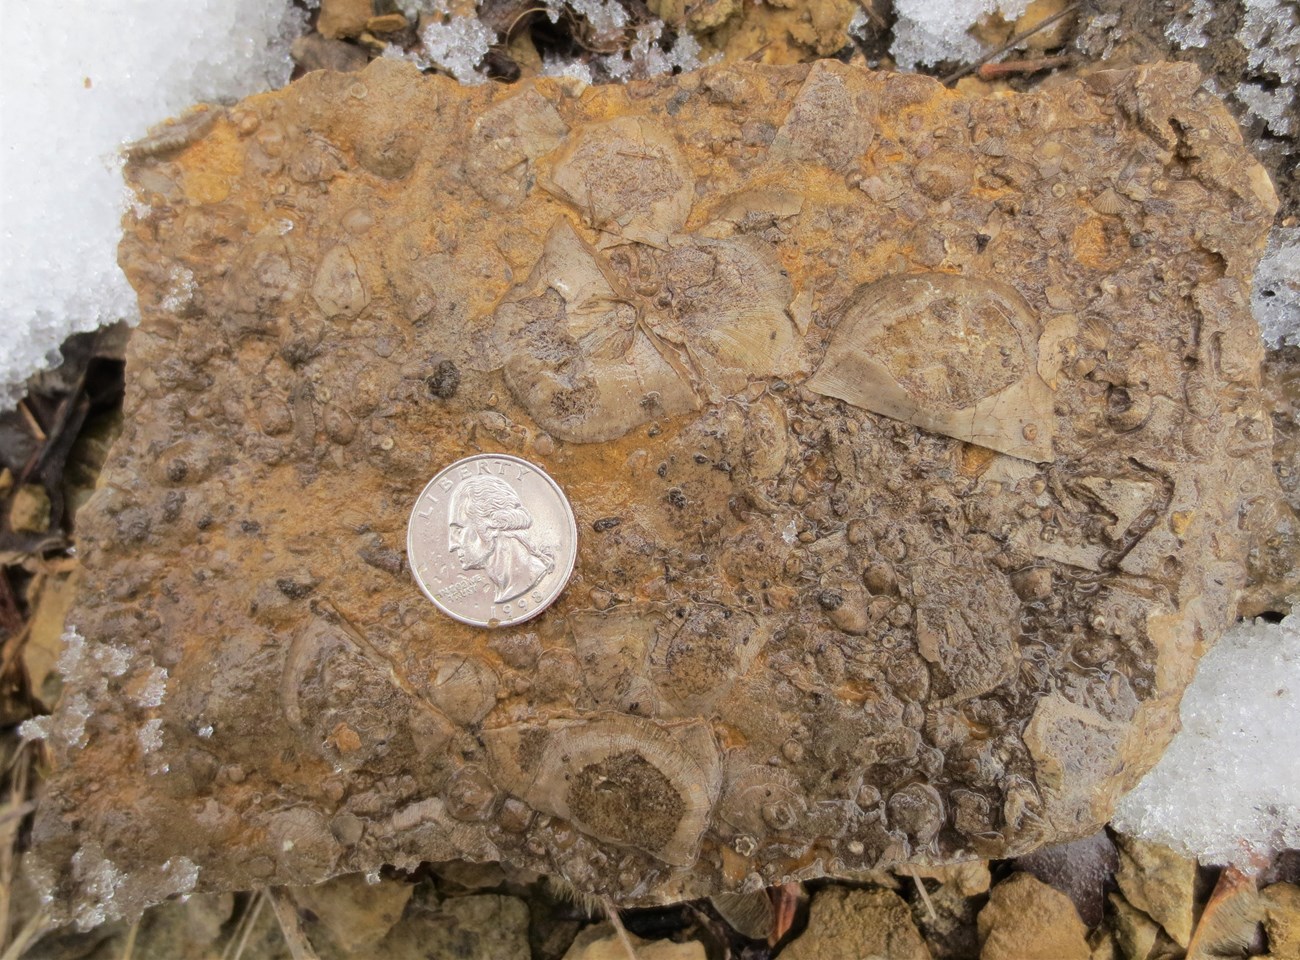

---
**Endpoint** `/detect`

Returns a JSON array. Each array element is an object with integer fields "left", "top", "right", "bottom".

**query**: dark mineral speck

[{"left": 426, "top": 360, "right": 461, "bottom": 400}]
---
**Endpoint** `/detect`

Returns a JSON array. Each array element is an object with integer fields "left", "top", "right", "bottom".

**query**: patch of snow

[
  {"left": 137, "top": 717, "right": 165, "bottom": 754},
  {"left": 419, "top": 15, "right": 497, "bottom": 84},
  {"left": 55, "top": 626, "right": 87, "bottom": 677},
  {"left": 848, "top": 8, "right": 872, "bottom": 43},
  {"left": 565, "top": 0, "right": 631, "bottom": 43},
  {"left": 1235, "top": 0, "right": 1300, "bottom": 134},
  {"left": 133, "top": 664, "right": 170, "bottom": 708},
  {"left": 18, "top": 715, "right": 53, "bottom": 743},
  {"left": 1254, "top": 227, "right": 1300, "bottom": 348},
  {"left": 542, "top": 55, "right": 595, "bottom": 85},
  {"left": 1240, "top": 0, "right": 1300, "bottom": 85},
  {"left": 1113, "top": 607, "right": 1300, "bottom": 867},
  {"left": 160, "top": 856, "right": 200, "bottom": 897},
  {"left": 1165, "top": 0, "right": 1214, "bottom": 49},
  {"left": 890, "top": 0, "right": 1031, "bottom": 70},
  {"left": 1236, "top": 81, "right": 1295, "bottom": 136},
  {"left": 595, "top": 19, "right": 707, "bottom": 80},
  {"left": 70, "top": 846, "right": 125, "bottom": 929},
  {"left": 0, "top": 0, "right": 305, "bottom": 410}
]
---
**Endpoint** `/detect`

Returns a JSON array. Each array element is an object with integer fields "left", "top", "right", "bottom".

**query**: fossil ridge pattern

[{"left": 30, "top": 59, "right": 1284, "bottom": 923}]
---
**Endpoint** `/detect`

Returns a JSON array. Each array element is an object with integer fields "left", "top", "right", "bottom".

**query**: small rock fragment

[
  {"left": 1016, "top": 831, "right": 1118, "bottom": 927},
  {"left": 290, "top": 873, "right": 414, "bottom": 952},
  {"left": 1114, "top": 836, "right": 1197, "bottom": 948},
  {"left": 291, "top": 34, "right": 371, "bottom": 74},
  {"left": 8, "top": 483, "right": 51, "bottom": 533},
  {"left": 1262, "top": 883, "right": 1300, "bottom": 960},
  {"left": 783, "top": 887, "right": 930, "bottom": 960},
  {"left": 562, "top": 925, "right": 706, "bottom": 959},
  {"left": 1109, "top": 892, "right": 1160, "bottom": 960},
  {"left": 978, "top": 873, "right": 1090, "bottom": 960},
  {"left": 317, "top": 0, "right": 372, "bottom": 40},
  {"left": 380, "top": 893, "right": 530, "bottom": 960},
  {"left": 910, "top": 860, "right": 992, "bottom": 897}
]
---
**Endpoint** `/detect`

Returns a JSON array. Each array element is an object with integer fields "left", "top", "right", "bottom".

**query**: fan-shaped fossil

[{"left": 30, "top": 58, "right": 1291, "bottom": 925}]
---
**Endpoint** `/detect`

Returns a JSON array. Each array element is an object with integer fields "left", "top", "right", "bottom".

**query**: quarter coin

[{"left": 407, "top": 454, "right": 577, "bottom": 627}]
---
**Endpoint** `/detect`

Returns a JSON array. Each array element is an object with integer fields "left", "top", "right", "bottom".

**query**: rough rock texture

[
  {"left": 977, "top": 873, "right": 1091, "bottom": 960},
  {"left": 563, "top": 926, "right": 707, "bottom": 960},
  {"left": 783, "top": 887, "right": 931, "bottom": 960},
  {"left": 1115, "top": 835, "right": 1197, "bottom": 947},
  {"left": 29, "top": 57, "right": 1284, "bottom": 923}
]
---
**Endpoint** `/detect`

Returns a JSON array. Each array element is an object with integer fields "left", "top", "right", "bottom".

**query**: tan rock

[
  {"left": 367, "top": 13, "right": 408, "bottom": 34},
  {"left": 1109, "top": 892, "right": 1160, "bottom": 960},
  {"left": 290, "top": 873, "right": 413, "bottom": 952},
  {"left": 910, "top": 860, "right": 991, "bottom": 896},
  {"left": 31, "top": 59, "right": 1283, "bottom": 925},
  {"left": 784, "top": 887, "right": 930, "bottom": 960},
  {"left": 978, "top": 873, "right": 1090, "bottom": 960},
  {"left": 291, "top": 33, "right": 371, "bottom": 74},
  {"left": 1263, "top": 883, "right": 1300, "bottom": 960},
  {"left": 22, "top": 568, "right": 82, "bottom": 703},
  {"left": 379, "top": 893, "right": 530, "bottom": 960},
  {"left": 1114, "top": 836, "right": 1196, "bottom": 948},
  {"left": 1014, "top": 0, "right": 1077, "bottom": 53},
  {"left": 318, "top": 0, "right": 372, "bottom": 40},
  {"left": 563, "top": 925, "right": 706, "bottom": 960},
  {"left": 8, "top": 483, "right": 50, "bottom": 533}
]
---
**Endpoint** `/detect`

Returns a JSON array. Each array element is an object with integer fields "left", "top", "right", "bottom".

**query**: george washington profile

[{"left": 447, "top": 474, "right": 555, "bottom": 604}]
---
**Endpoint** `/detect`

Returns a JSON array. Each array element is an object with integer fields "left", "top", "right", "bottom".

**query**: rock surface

[
  {"left": 1114, "top": 836, "right": 1197, "bottom": 947},
  {"left": 783, "top": 887, "right": 930, "bottom": 960},
  {"left": 29, "top": 57, "right": 1284, "bottom": 923},
  {"left": 563, "top": 926, "right": 707, "bottom": 960},
  {"left": 977, "top": 873, "right": 1091, "bottom": 960}
]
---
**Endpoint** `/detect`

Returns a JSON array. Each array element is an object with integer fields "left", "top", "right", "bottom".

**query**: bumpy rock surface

[{"left": 31, "top": 58, "right": 1282, "bottom": 922}]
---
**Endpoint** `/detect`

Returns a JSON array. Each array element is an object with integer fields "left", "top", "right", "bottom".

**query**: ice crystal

[
  {"left": 1236, "top": 81, "right": 1295, "bottom": 136},
  {"left": 0, "top": 0, "right": 305, "bottom": 409},
  {"left": 138, "top": 717, "right": 164, "bottom": 754},
  {"left": 891, "top": 0, "right": 1031, "bottom": 70},
  {"left": 567, "top": 0, "right": 631, "bottom": 43},
  {"left": 1165, "top": 0, "right": 1214, "bottom": 49},
  {"left": 1113, "top": 607, "right": 1300, "bottom": 866},
  {"left": 133, "top": 664, "right": 170, "bottom": 708},
  {"left": 1254, "top": 227, "right": 1300, "bottom": 347},
  {"left": 420, "top": 16, "right": 496, "bottom": 84}
]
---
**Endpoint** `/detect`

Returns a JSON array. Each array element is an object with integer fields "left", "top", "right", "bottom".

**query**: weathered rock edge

[{"left": 28, "top": 58, "right": 1281, "bottom": 925}]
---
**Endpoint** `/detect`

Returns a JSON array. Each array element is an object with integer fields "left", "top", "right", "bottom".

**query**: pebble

[
  {"left": 291, "top": 33, "right": 370, "bottom": 74},
  {"left": 562, "top": 925, "right": 706, "bottom": 959},
  {"left": 783, "top": 887, "right": 929, "bottom": 960},
  {"left": 977, "top": 873, "right": 1090, "bottom": 960},
  {"left": 1114, "top": 836, "right": 1196, "bottom": 947},
  {"left": 9, "top": 483, "right": 51, "bottom": 533},
  {"left": 317, "top": 0, "right": 372, "bottom": 39}
]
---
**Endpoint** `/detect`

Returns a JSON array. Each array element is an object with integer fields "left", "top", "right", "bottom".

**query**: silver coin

[{"left": 407, "top": 454, "right": 577, "bottom": 627}]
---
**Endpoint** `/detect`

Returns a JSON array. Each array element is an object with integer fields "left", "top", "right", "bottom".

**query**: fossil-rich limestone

[{"left": 30, "top": 58, "right": 1286, "bottom": 923}]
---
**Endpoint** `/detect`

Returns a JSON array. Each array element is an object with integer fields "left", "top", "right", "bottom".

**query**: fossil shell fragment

[
  {"left": 484, "top": 713, "right": 722, "bottom": 867},
  {"left": 808, "top": 273, "right": 1055, "bottom": 462},
  {"left": 31, "top": 58, "right": 1289, "bottom": 924}
]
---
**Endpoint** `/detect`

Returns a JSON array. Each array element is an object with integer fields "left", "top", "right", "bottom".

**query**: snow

[
  {"left": 1167, "top": 0, "right": 1300, "bottom": 136},
  {"left": 890, "top": 0, "right": 1030, "bottom": 70},
  {"left": 419, "top": 16, "right": 497, "bottom": 84},
  {"left": 1113, "top": 607, "right": 1300, "bottom": 867},
  {"left": 1254, "top": 228, "right": 1300, "bottom": 348},
  {"left": 1165, "top": 0, "right": 1214, "bottom": 50},
  {"left": 0, "top": 0, "right": 304, "bottom": 410}
]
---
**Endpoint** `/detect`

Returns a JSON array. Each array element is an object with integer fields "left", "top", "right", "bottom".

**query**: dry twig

[{"left": 942, "top": 1, "right": 1080, "bottom": 85}]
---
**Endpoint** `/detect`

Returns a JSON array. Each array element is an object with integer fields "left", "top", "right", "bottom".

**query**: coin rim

[{"left": 406, "top": 453, "right": 578, "bottom": 628}]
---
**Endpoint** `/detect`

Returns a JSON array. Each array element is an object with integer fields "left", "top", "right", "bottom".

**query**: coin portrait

[{"left": 408, "top": 454, "right": 577, "bottom": 627}]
